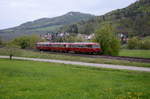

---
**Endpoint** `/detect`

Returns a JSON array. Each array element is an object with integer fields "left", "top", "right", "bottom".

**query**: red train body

[{"left": 36, "top": 42, "right": 102, "bottom": 54}]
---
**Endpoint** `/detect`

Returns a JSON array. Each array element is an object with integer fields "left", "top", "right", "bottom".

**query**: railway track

[{"left": 36, "top": 50, "right": 150, "bottom": 63}]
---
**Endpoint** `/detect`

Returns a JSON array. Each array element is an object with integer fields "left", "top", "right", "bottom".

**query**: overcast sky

[{"left": 0, "top": 0, "right": 137, "bottom": 29}]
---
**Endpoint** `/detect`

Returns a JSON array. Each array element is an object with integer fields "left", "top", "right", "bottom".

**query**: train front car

[
  {"left": 68, "top": 42, "right": 102, "bottom": 54},
  {"left": 83, "top": 43, "right": 102, "bottom": 54},
  {"left": 91, "top": 43, "right": 102, "bottom": 54}
]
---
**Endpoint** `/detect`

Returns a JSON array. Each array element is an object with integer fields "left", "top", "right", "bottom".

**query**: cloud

[{"left": 0, "top": 0, "right": 137, "bottom": 29}]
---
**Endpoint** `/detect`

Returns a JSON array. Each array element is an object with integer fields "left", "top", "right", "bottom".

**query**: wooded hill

[
  {"left": 0, "top": 0, "right": 150, "bottom": 40},
  {"left": 60, "top": 0, "right": 150, "bottom": 37},
  {"left": 0, "top": 12, "right": 94, "bottom": 40}
]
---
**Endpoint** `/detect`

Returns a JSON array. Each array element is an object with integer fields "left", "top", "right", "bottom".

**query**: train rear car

[{"left": 68, "top": 43, "right": 101, "bottom": 54}]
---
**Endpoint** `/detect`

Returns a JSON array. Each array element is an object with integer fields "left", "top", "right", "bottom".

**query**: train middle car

[{"left": 36, "top": 42, "right": 102, "bottom": 54}]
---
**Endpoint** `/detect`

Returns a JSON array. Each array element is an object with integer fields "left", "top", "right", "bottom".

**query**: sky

[{"left": 0, "top": 0, "right": 137, "bottom": 29}]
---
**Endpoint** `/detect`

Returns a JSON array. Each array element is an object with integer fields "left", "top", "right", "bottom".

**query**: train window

[
  {"left": 62, "top": 45, "right": 66, "bottom": 47},
  {"left": 74, "top": 45, "right": 80, "bottom": 48},
  {"left": 70, "top": 45, "right": 77, "bottom": 48},
  {"left": 44, "top": 44, "right": 49, "bottom": 47},
  {"left": 78, "top": 45, "right": 86, "bottom": 48},
  {"left": 92, "top": 45, "right": 100, "bottom": 48},
  {"left": 66, "top": 45, "right": 69, "bottom": 48},
  {"left": 51, "top": 44, "right": 53, "bottom": 47},
  {"left": 86, "top": 45, "right": 92, "bottom": 48},
  {"left": 50, "top": 44, "right": 65, "bottom": 47},
  {"left": 36, "top": 44, "right": 41, "bottom": 47},
  {"left": 53, "top": 44, "right": 58, "bottom": 47},
  {"left": 80, "top": 45, "right": 84, "bottom": 48},
  {"left": 59, "top": 44, "right": 65, "bottom": 47},
  {"left": 70, "top": 44, "right": 88, "bottom": 48},
  {"left": 51, "top": 44, "right": 56, "bottom": 47},
  {"left": 54, "top": 45, "right": 58, "bottom": 47},
  {"left": 69, "top": 45, "right": 72, "bottom": 48},
  {"left": 63, "top": 45, "right": 66, "bottom": 47}
]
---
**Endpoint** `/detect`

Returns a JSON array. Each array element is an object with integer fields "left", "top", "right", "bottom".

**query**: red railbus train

[{"left": 36, "top": 42, "right": 102, "bottom": 54}]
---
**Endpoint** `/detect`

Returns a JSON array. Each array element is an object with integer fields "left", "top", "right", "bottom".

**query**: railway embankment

[{"left": 0, "top": 48, "right": 150, "bottom": 68}]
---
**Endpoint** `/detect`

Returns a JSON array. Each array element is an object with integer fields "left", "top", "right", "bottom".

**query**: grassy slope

[
  {"left": 0, "top": 59, "right": 150, "bottom": 99},
  {"left": 119, "top": 49, "right": 150, "bottom": 58},
  {"left": 0, "top": 48, "right": 150, "bottom": 67}
]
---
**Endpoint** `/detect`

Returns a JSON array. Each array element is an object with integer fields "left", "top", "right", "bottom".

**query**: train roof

[{"left": 37, "top": 42, "right": 99, "bottom": 45}]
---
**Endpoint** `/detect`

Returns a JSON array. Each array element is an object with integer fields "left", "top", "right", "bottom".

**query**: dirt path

[{"left": 0, "top": 56, "right": 150, "bottom": 72}]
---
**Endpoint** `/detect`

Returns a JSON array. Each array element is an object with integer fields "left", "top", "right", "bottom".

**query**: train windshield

[
  {"left": 92, "top": 45, "right": 100, "bottom": 48},
  {"left": 36, "top": 44, "right": 41, "bottom": 47}
]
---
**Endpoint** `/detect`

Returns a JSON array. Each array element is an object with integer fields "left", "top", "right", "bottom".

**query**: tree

[
  {"left": 79, "top": 23, "right": 95, "bottom": 34},
  {"left": 0, "top": 36, "right": 2, "bottom": 45},
  {"left": 62, "top": 24, "right": 79, "bottom": 33},
  {"left": 64, "top": 35, "right": 84, "bottom": 42},
  {"left": 5, "top": 43, "right": 21, "bottom": 60},
  {"left": 55, "top": 35, "right": 84, "bottom": 42},
  {"left": 94, "top": 24, "right": 120, "bottom": 56}
]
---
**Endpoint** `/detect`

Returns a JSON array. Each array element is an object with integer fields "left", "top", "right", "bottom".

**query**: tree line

[{"left": 59, "top": 0, "right": 150, "bottom": 37}]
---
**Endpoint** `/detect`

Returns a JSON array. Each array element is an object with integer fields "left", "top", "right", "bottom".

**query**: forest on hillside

[{"left": 60, "top": 0, "right": 150, "bottom": 37}]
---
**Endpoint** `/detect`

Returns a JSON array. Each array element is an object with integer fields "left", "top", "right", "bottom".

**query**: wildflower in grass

[
  {"left": 1, "top": 80, "right": 4, "bottom": 83},
  {"left": 5, "top": 96, "right": 10, "bottom": 99},
  {"left": 138, "top": 92, "right": 143, "bottom": 96},
  {"left": 129, "top": 95, "right": 132, "bottom": 98},
  {"left": 127, "top": 92, "right": 131, "bottom": 95},
  {"left": 109, "top": 88, "right": 112, "bottom": 91}
]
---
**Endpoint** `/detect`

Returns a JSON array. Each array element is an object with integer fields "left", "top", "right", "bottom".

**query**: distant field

[
  {"left": 119, "top": 49, "right": 150, "bottom": 58},
  {"left": 0, "top": 59, "right": 150, "bottom": 99},
  {"left": 0, "top": 48, "right": 150, "bottom": 67}
]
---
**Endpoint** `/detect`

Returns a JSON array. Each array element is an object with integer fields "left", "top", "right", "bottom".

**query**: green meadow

[
  {"left": 0, "top": 59, "right": 150, "bottom": 99},
  {"left": 119, "top": 49, "right": 150, "bottom": 58}
]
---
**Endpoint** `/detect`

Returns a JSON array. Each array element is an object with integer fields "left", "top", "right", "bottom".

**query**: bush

[
  {"left": 140, "top": 36, "right": 150, "bottom": 49},
  {"left": 12, "top": 35, "right": 42, "bottom": 49},
  {"left": 127, "top": 37, "right": 140, "bottom": 49},
  {"left": 94, "top": 24, "right": 120, "bottom": 56},
  {"left": 127, "top": 36, "right": 150, "bottom": 49}
]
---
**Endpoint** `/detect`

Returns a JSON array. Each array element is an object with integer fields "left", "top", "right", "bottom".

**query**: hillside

[
  {"left": 0, "top": 12, "right": 94, "bottom": 40},
  {"left": 0, "top": 0, "right": 149, "bottom": 40},
  {"left": 60, "top": 0, "right": 150, "bottom": 37}
]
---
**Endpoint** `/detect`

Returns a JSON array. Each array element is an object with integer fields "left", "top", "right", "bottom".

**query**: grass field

[
  {"left": 0, "top": 48, "right": 150, "bottom": 68},
  {"left": 119, "top": 49, "right": 150, "bottom": 58},
  {"left": 0, "top": 59, "right": 150, "bottom": 99}
]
